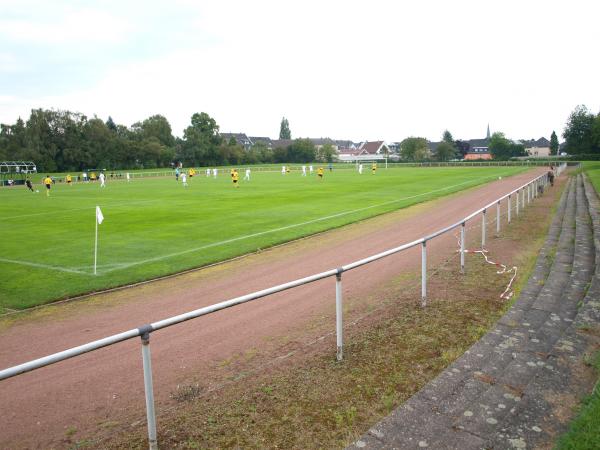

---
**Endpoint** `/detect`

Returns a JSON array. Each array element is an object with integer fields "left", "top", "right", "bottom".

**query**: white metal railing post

[
  {"left": 481, "top": 209, "right": 486, "bottom": 248},
  {"left": 527, "top": 184, "right": 530, "bottom": 204},
  {"left": 335, "top": 270, "right": 343, "bottom": 361},
  {"left": 460, "top": 222, "right": 466, "bottom": 273},
  {"left": 421, "top": 241, "right": 427, "bottom": 307},
  {"left": 496, "top": 201, "right": 500, "bottom": 236},
  {"left": 141, "top": 329, "right": 158, "bottom": 450},
  {"left": 516, "top": 189, "right": 519, "bottom": 216},
  {"left": 508, "top": 195, "right": 511, "bottom": 223},
  {"left": 522, "top": 188, "right": 525, "bottom": 209}
]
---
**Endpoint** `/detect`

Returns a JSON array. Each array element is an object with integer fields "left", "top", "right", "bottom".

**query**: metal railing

[{"left": 0, "top": 164, "right": 566, "bottom": 449}]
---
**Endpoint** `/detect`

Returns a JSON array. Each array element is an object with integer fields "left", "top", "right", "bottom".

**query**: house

[
  {"left": 522, "top": 137, "right": 552, "bottom": 157},
  {"left": 337, "top": 141, "right": 393, "bottom": 162},
  {"left": 249, "top": 136, "right": 272, "bottom": 149},
  {"left": 309, "top": 138, "right": 338, "bottom": 152},
  {"left": 220, "top": 133, "right": 253, "bottom": 151}
]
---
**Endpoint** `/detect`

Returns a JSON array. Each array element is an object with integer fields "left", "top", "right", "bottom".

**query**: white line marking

[
  {"left": 0, "top": 199, "right": 159, "bottom": 221},
  {"left": 102, "top": 173, "right": 508, "bottom": 274},
  {"left": 0, "top": 257, "right": 89, "bottom": 275}
]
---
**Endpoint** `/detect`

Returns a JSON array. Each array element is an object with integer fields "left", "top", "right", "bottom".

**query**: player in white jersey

[
  {"left": 213, "top": 168, "right": 217, "bottom": 178},
  {"left": 281, "top": 166, "right": 286, "bottom": 175},
  {"left": 309, "top": 165, "right": 313, "bottom": 174},
  {"left": 181, "top": 173, "right": 188, "bottom": 187},
  {"left": 302, "top": 165, "right": 307, "bottom": 176},
  {"left": 99, "top": 172, "right": 106, "bottom": 187},
  {"left": 358, "top": 164, "right": 363, "bottom": 174},
  {"left": 244, "top": 168, "right": 251, "bottom": 181}
]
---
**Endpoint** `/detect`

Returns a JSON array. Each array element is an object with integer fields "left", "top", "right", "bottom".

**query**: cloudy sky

[{"left": 0, "top": 0, "right": 598, "bottom": 142}]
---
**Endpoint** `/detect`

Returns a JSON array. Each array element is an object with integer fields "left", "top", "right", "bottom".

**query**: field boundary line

[
  {"left": 0, "top": 257, "right": 89, "bottom": 275},
  {"left": 102, "top": 172, "right": 514, "bottom": 274}
]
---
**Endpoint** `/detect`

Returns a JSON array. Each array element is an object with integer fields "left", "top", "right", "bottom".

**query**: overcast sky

[{"left": 1, "top": 0, "right": 598, "bottom": 143}]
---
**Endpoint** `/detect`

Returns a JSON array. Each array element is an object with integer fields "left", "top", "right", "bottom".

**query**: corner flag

[
  {"left": 94, "top": 206, "right": 104, "bottom": 275},
  {"left": 96, "top": 206, "right": 104, "bottom": 224}
]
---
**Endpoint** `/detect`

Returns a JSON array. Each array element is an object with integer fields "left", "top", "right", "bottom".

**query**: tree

[
  {"left": 105, "top": 116, "right": 117, "bottom": 131},
  {"left": 181, "top": 112, "right": 222, "bottom": 165},
  {"left": 435, "top": 141, "right": 457, "bottom": 161},
  {"left": 442, "top": 130, "right": 454, "bottom": 144},
  {"left": 400, "top": 137, "right": 429, "bottom": 161},
  {"left": 317, "top": 143, "right": 336, "bottom": 163},
  {"left": 137, "top": 115, "right": 175, "bottom": 147},
  {"left": 287, "top": 139, "right": 316, "bottom": 162},
  {"left": 488, "top": 132, "right": 525, "bottom": 160},
  {"left": 592, "top": 115, "right": 600, "bottom": 152},
  {"left": 550, "top": 131, "right": 559, "bottom": 155},
  {"left": 455, "top": 140, "right": 470, "bottom": 159},
  {"left": 562, "top": 105, "right": 596, "bottom": 154},
  {"left": 279, "top": 117, "right": 291, "bottom": 139}
]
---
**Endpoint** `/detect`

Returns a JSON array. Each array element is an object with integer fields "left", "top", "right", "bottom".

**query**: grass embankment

[
  {"left": 0, "top": 166, "right": 526, "bottom": 310},
  {"left": 553, "top": 163, "right": 600, "bottom": 449},
  {"left": 78, "top": 168, "right": 563, "bottom": 449}
]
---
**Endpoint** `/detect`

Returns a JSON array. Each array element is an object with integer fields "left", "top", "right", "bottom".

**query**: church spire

[{"left": 486, "top": 123, "right": 491, "bottom": 139}]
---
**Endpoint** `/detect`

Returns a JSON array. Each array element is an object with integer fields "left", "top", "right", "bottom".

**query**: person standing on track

[{"left": 43, "top": 175, "right": 52, "bottom": 196}]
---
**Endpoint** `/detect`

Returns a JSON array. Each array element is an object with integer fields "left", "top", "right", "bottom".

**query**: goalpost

[{"left": 0, "top": 161, "right": 37, "bottom": 186}]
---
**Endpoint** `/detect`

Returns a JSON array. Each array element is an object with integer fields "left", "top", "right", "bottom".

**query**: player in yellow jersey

[
  {"left": 232, "top": 169, "right": 239, "bottom": 187},
  {"left": 43, "top": 175, "right": 52, "bottom": 196},
  {"left": 317, "top": 167, "right": 324, "bottom": 180},
  {"left": 371, "top": 162, "right": 377, "bottom": 174},
  {"left": 66, "top": 174, "right": 72, "bottom": 185}
]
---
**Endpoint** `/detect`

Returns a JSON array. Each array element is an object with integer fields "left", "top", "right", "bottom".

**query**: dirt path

[{"left": 0, "top": 169, "right": 547, "bottom": 448}]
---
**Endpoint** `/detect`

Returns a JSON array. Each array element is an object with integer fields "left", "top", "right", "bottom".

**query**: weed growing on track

[{"left": 96, "top": 179, "right": 566, "bottom": 450}]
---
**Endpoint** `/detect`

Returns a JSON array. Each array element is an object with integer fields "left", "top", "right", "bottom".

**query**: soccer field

[{"left": 0, "top": 166, "right": 527, "bottom": 310}]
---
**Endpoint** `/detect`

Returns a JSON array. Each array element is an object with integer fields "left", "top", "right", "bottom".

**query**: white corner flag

[
  {"left": 96, "top": 206, "right": 104, "bottom": 224},
  {"left": 94, "top": 206, "right": 104, "bottom": 275}
]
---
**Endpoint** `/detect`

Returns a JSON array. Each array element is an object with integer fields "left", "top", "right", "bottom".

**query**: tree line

[
  {"left": 0, "top": 109, "right": 326, "bottom": 172},
  {"left": 562, "top": 105, "right": 600, "bottom": 156}
]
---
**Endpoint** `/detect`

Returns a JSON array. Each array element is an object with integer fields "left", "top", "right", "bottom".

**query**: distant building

[
  {"left": 220, "top": 133, "right": 253, "bottom": 151},
  {"left": 522, "top": 137, "right": 552, "bottom": 157},
  {"left": 249, "top": 136, "right": 273, "bottom": 149},
  {"left": 337, "top": 141, "right": 393, "bottom": 162}
]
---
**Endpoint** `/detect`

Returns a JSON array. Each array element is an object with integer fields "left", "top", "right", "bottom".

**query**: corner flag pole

[{"left": 94, "top": 206, "right": 104, "bottom": 275}]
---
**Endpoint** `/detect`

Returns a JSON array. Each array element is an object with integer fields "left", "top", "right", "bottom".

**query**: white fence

[{"left": 0, "top": 164, "right": 566, "bottom": 449}]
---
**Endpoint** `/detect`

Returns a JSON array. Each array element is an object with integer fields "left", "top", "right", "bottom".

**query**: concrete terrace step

[{"left": 347, "top": 174, "right": 600, "bottom": 450}]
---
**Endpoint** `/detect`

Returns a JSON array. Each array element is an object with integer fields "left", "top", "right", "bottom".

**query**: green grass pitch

[{"left": 0, "top": 166, "right": 528, "bottom": 310}]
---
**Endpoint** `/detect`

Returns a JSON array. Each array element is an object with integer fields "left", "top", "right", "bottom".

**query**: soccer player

[
  {"left": 302, "top": 165, "right": 307, "bottom": 176},
  {"left": 309, "top": 165, "right": 314, "bottom": 174},
  {"left": 244, "top": 168, "right": 251, "bottom": 181},
  {"left": 317, "top": 167, "right": 324, "bottom": 180},
  {"left": 213, "top": 168, "right": 217, "bottom": 178},
  {"left": 90, "top": 172, "right": 97, "bottom": 181},
  {"left": 66, "top": 174, "right": 72, "bottom": 186},
  {"left": 181, "top": 172, "right": 188, "bottom": 187},
  {"left": 206, "top": 168, "right": 211, "bottom": 177},
  {"left": 372, "top": 163, "right": 377, "bottom": 174},
  {"left": 25, "top": 177, "right": 34, "bottom": 192},
  {"left": 43, "top": 175, "right": 52, "bottom": 196},
  {"left": 282, "top": 165, "right": 286, "bottom": 175},
  {"left": 126, "top": 172, "right": 131, "bottom": 182},
  {"left": 232, "top": 169, "right": 239, "bottom": 187},
  {"left": 175, "top": 167, "right": 180, "bottom": 181},
  {"left": 358, "top": 164, "right": 363, "bottom": 174},
  {"left": 99, "top": 172, "right": 106, "bottom": 188},
  {"left": 286, "top": 166, "right": 290, "bottom": 175}
]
